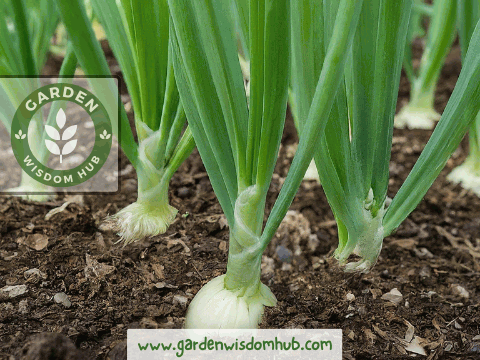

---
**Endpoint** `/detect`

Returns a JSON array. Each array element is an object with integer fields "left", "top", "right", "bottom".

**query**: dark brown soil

[{"left": 1, "top": 43, "right": 479, "bottom": 360}]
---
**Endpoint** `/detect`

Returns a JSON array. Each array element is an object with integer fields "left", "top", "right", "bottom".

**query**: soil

[{"left": 1, "top": 41, "right": 479, "bottom": 360}]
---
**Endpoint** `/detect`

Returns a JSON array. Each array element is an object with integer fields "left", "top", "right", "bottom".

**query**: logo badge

[{"left": 11, "top": 83, "right": 113, "bottom": 187}]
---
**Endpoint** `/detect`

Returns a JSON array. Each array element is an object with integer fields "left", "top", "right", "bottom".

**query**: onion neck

[{"left": 224, "top": 185, "right": 265, "bottom": 296}]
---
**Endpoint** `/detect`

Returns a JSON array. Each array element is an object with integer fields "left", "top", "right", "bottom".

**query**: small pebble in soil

[
  {"left": 23, "top": 234, "right": 49, "bottom": 251},
  {"left": 451, "top": 284, "right": 469, "bottom": 299},
  {"left": 346, "top": 292, "right": 355, "bottom": 302},
  {"left": 154, "top": 282, "right": 177, "bottom": 289},
  {"left": 276, "top": 245, "right": 293, "bottom": 263},
  {"left": 173, "top": 295, "right": 188, "bottom": 308},
  {"left": 424, "top": 291, "right": 437, "bottom": 300},
  {"left": 414, "top": 247, "right": 434, "bottom": 258},
  {"left": 219, "top": 240, "right": 227, "bottom": 251},
  {"left": 0, "top": 284, "right": 27, "bottom": 299},
  {"left": 312, "top": 257, "right": 323, "bottom": 270},
  {"left": 98, "top": 221, "right": 117, "bottom": 233},
  {"left": 281, "top": 263, "right": 292, "bottom": 272},
  {"left": 381, "top": 288, "right": 403, "bottom": 305},
  {"left": 289, "top": 283, "right": 300, "bottom": 292},
  {"left": 444, "top": 341, "right": 454, "bottom": 352},
  {"left": 370, "top": 288, "right": 382, "bottom": 299},
  {"left": 177, "top": 187, "right": 191, "bottom": 199},
  {"left": 405, "top": 336, "right": 427, "bottom": 356},
  {"left": 2, "top": 252, "right": 18, "bottom": 261},
  {"left": 419, "top": 266, "right": 431, "bottom": 278},
  {"left": 54, "top": 292, "right": 72, "bottom": 308}
]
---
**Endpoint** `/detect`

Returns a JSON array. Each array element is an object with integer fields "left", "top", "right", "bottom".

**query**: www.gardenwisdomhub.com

[{"left": 137, "top": 336, "right": 333, "bottom": 357}]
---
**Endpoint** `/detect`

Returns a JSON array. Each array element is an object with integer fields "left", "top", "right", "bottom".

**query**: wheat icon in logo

[{"left": 44, "top": 108, "right": 77, "bottom": 164}]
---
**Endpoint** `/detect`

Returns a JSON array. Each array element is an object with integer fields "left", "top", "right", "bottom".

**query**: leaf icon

[
  {"left": 62, "top": 125, "right": 77, "bottom": 141},
  {"left": 45, "top": 125, "right": 61, "bottom": 140},
  {"left": 45, "top": 139, "right": 60, "bottom": 155},
  {"left": 56, "top": 108, "right": 66, "bottom": 129},
  {"left": 100, "top": 129, "right": 111, "bottom": 140},
  {"left": 62, "top": 140, "right": 77, "bottom": 156},
  {"left": 15, "top": 129, "right": 27, "bottom": 140}
]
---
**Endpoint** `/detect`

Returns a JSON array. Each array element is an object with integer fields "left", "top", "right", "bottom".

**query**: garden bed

[{"left": 0, "top": 45, "right": 479, "bottom": 360}]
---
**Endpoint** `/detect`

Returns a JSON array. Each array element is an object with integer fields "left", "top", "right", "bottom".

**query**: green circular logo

[{"left": 11, "top": 83, "right": 112, "bottom": 187}]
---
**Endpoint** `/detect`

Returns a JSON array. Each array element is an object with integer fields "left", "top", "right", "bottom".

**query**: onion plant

[
  {"left": 169, "top": 0, "right": 363, "bottom": 328},
  {"left": 54, "top": 0, "right": 195, "bottom": 244},
  {"left": 293, "top": 0, "right": 480, "bottom": 273},
  {"left": 0, "top": 0, "right": 60, "bottom": 200},
  {"left": 447, "top": 0, "right": 480, "bottom": 195},
  {"left": 395, "top": 0, "right": 457, "bottom": 129}
]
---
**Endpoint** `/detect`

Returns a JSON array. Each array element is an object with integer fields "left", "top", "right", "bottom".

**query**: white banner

[{"left": 127, "top": 329, "right": 342, "bottom": 359}]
